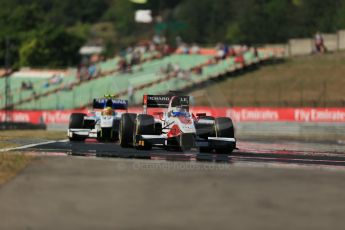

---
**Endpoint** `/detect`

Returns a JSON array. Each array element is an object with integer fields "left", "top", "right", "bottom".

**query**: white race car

[
  {"left": 118, "top": 93, "right": 236, "bottom": 153},
  {"left": 67, "top": 97, "right": 128, "bottom": 142}
]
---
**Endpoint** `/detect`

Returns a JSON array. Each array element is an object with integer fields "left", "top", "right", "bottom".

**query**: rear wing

[
  {"left": 143, "top": 94, "right": 189, "bottom": 113},
  {"left": 93, "top": 98, "right": 128, "bottom": 110}
]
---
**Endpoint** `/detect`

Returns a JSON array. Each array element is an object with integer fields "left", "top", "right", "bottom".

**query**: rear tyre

[
  {"left": 97, "top": 128, "right": 114, "bottom": 142},
  {"left": 112, "top": 119, "right": 120, "bottom": 141},
  {"left": 134, "top": 114, "right": 155, "bottom": 150},
  {"left": 214, "top": 117, "right": 235, "bottom": 154},
  {"left": 69, "top": 113, "right": 87, "bottom": 141},
  {"left": 119, "top": 113, "right": 137, "bottom": 147},
  {"left": 199, "top": 147, "right": 212, "bottom": 153}
]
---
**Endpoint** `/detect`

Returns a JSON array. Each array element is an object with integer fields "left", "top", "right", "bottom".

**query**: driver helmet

[
  {"left": 101, "top": 107, "right": 114, "bottom": 116},
  {"left": 170, "top": 96, "right": 185, "bottom": 113}
]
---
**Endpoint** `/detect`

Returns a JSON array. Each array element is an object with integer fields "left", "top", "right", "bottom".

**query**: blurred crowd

[{"left": 77, "top": 63, "right": 99, "bottom": 82}]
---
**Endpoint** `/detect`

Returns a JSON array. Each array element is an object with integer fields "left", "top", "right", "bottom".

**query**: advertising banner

[{"left": 1, "top": 107, "right": 345, "bottom": 124}]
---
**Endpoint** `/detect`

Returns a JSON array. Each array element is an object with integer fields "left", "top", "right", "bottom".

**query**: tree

[{"left": 19, "top": 27, "right": 85, "bottom": 68}]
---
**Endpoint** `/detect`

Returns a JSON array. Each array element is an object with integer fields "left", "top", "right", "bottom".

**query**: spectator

[
  {"left": 149, "top": 42, "right": 156, "bottom": 52},
  {"left": 182, "top": 43, "right": 190, "bottom": 54},
  {"left": 223, "top": 44, "right": 229, "bottom": 57},
  {"left": 173, "top": 63, "right": 181, "bottom": 73},
  {"left": 315, "top": 32, "right": 326, "bottom": 53},
  {"left": 253, "top": 46, "right": 259, "bottom": 58},
  {"left": 49, "top": 74, "right": 63, "bottom": 85},
  {"left": 162, "top": 44, "right": 171, "bottom": 56},
  {"left": 217, "top": 47, "right": 225, "bottom": 61},
  {"left": 190, "top": 43, "right": 200, "bottom": 54},
  {"left": 118, "top": 57, "right": 128, "bottom": 73},
  {"left": 63, "top": 82, "right": 73, "bottom": 91},
  {"left": 27, "top": 81, "right": 33, "bottom": 90},
  {"left": 228, "top": 46, "right": 236, "bottom": 56},
  {"left": 130, "top": 50, "right": 141, "bottom": 66},
  {"left": 167, "top": 63, "right": 174, "bottom": 73},
  {"left": 21, "top": 81, "right": 33, "bottom": 90},
  {"left": 44, "top": 74, "right": 63, "bottom": 88},
  {"left": 21, "top": 81, "right": 28, "bottom": 90},
  {"left": 78, "top": 65, "right": 89, "bottom": 81},
  {"left": 193, "top": 66, "right": 203, "bottom": 75},
  {"left": 153, "top": 34, "right": 161, "bottom": 45},
  {"left": 88, "top": 64, "right": 97, "bottom": 78},
  {"left": 241, "top": 44, "right": 249, "bottom": 53},
  {"left": 127, "top": 84, "right": 134, "bottom": 104},
  {"left": 175, "top": 36, "right": 182, "bottom": 47},
  {"left": 127, "top": 46, "right": 133, "bottom": 54}
]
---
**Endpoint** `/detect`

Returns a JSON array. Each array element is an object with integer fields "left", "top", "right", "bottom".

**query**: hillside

[
  {"left": 191, "top": 52, "right": 345, "bottom": 107},
  {"left": 2, "top": 0, "right": 345, "bottom": 68}
]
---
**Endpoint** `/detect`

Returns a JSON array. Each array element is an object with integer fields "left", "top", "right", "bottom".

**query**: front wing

[
  {"left": 67, "top": 129, "right": 97, "bottom": 139},
  {"left": 135, "top": 134, "right": 236, "bottom": 149}
]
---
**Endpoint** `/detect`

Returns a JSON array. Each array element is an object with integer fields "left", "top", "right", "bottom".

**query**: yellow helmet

[{"left": 102, "top": 107, "right": 113, "bottom": 116}]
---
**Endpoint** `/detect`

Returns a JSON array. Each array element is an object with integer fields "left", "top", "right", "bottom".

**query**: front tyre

[
  {"left": 119, "top": 113, "right": 137, "bottom": 148},
  {"left": 69, "top": 113, "right": 86, "bottom": 129},
  {"left": 134, "top": 114, "right": 155, "bottom": 150},
  {"left": 69, "top": 113, "right": 87, "bottom": 141}
]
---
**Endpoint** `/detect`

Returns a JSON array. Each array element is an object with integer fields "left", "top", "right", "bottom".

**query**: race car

[
  {"left": 67, "top": 96, "right": 128, "bottom": 142},
  {"left": 118, "top": 93, "right": 236, "bottom": 153}
]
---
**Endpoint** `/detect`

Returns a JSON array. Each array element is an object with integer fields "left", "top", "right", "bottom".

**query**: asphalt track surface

[
  {"left": 20, "top": 139, "right": 345, "bottom": 167},
  {"left": 1, "top": 139, "right": 345, "bottom": 229}
]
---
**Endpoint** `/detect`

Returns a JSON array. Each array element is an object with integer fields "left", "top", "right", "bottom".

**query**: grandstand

[
  {"left": 2, "top": 48, "right": 275, "bottom": 110},
  {"left": 0, "top": 50, "right": 161, "bottom": 110},
  {"left": 0, "top": 70, "right": 77, "bottom": 109},
  {"left": 131, "top": 50, "right": 266, "bottom": 104}
]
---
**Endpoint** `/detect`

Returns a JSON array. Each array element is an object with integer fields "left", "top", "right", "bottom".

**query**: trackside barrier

[{"left": 1, "top": 108, "right": 345, "bottom": 125}]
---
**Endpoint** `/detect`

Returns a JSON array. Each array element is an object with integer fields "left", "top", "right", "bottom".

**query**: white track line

[{"left": 0, "top": 139, "right": 69, "bottom": 152}]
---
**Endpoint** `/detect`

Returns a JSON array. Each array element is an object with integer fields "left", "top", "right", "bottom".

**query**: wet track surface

[{"left": 23, "top": 138, "right": 345, "bottom": 168}]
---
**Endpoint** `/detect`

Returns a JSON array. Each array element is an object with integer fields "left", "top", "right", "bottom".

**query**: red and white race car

[
  {"left": 118, "top": 93, "right": 236, "bottom": 153},
  {"left": 119, "top": 95, "right": 236, "bottom": 153}
]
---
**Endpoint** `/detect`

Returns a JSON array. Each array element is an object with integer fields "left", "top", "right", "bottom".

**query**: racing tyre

[
  {"left": 134, "top": 114, "right": 155, "bottom": 150},
  {"left": 214, "top": 117, "right": 235, "bottom": 154},
  {"left": 119, "top": 113, "right": 137, "bottom": 147},
  {"left": 69, "top": 113, "right": 87, "bottom": 141},
  {"left": 69, "top": 113, "right": 86, "bottom": 129},
  {"left": 196, "top": 116, "right": 214, "bottom": 153},
  {"left": 199, "top": 147, "right": 212, "bottom": 153},
  {"left": 196, "top": 116, "right": 215, "bottom": 139},
  {"left": 112, "top": 119, "right": 120, "bottom": 141}
]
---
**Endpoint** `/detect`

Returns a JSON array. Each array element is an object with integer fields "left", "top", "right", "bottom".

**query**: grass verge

[
  {"left": 0, "top": 130, "right": 65, "bottom": 185},
  {"left": 0, "top": 152, "right": 32, "bottom": 185},
  {"left": 0, "top": 130, "right": 66, "bottom": 149},
  {"left": 192, "top": 51, "right": 345, "bottom": 107},
  {"left": 0, "top": 130, "right": 66, "bottom": 141}
]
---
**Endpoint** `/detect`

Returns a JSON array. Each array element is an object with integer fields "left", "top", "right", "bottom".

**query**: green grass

[
  {"left": 0, "top": 130, "right": 66, "bottom": 185},
  {"left": 192, "top": 52, "right": 345, "bottom": 107},
  {"left": 0, "top": 130, "right": 66, "bottom": 149}
]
